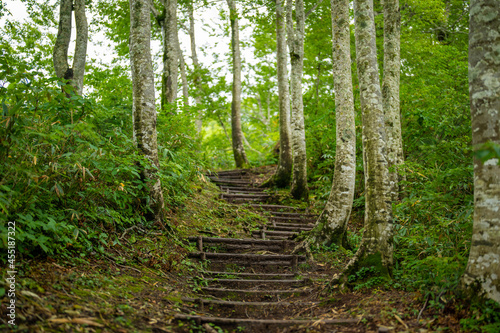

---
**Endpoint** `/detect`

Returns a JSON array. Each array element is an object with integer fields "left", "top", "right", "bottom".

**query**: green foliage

[
  {"left": 460, "top": 300, "right": 500, "bottom": 333},
  {"left": 0, "top": 52, "right": 205, "bottom": 259}
]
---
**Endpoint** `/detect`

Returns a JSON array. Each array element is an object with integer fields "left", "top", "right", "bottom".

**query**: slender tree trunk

[
  {"left": 308, "top": 0, "right": 356, "bottom": 247},
  {"left": 344, "top": 0, "right": 393, "bottom": 277},
  {"left": 53, "top": 0, "right": 87, "bottom": 95},
  {"left": 382, "top": 0, "right": 404, "bottom": 201},
  {"left": 188, "top": 4, "right": 203, "bottom": 133},
  {"left": 461, "top": 0, "right": 500, "bottom": 303},
  {"left": 161, "top": 0, "right": 179, "bottom": 109},
  {"left": 129, "top": 0, "right": 165, "bottom": 223},
  {"left": 227, "top": 0, "right": 249, "bottom": 168},
  {"left": 270, "top": 0, "right": 293, "bottom": 187},
  {"left": 287, "top": 0, "right": 309, "bottom": 201},
  {"left": 179, "top": 47, "right": 189, "bottom": 106}
]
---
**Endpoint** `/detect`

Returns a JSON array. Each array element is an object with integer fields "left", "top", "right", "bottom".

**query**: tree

[
  {"left": 382, "top": 0, "right": 404, "bottom": 201},
  {"left": 286, "top": 0, "right": 309, "bottom": 200},
  {"left": 53, "top": 0, "right": 88, "bottom": 95},
  {"left": 307, "top": 0, "right": 356, "bottom": 247},
  {"left": 129, "top": 0, "right": 165, "bottom": 223},
  {"left": 227, "top": 0, "right": 249, "bottom": 168},
  {"left": 341, "top": 0, "right": 393, "bottom": 278},
  {"left": 161, "top": 0, "right": 179, "bottom": 109},
  {"left": 188, "top": 2, "right": 203, "bottom": 134},
  {"left": 461, "top": 0, "right": 500, "bottom": 303},
  {"left": 262, "top": 0, "right": 293, "bottom": 187}
]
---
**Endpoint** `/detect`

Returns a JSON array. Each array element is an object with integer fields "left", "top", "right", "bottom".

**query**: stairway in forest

[{"left": 174, "top": 168, "right": 362, "bottom": 332}]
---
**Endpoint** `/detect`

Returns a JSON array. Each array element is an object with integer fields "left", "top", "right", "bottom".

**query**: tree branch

[{"left": 305, "top": 0, "right": 324, "bottom": 20}]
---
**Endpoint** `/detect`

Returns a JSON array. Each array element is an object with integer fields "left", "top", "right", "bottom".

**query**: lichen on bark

[
  {"left": 161, "top": 0, "right": 179, "bottom": 110},
  {"left": 307, "top": 0, "right": 356, "bottom": 248},
  {"left": 53, "top": 0, "right": 87, "bottom": 95},
  {"left": 461, "top": 0, "right": 500, "bottom": 303},
  {"left": 340, "top": 0, "right": 393, "bottom": 279},
  {"left": 227, "top": 0, "right": 249, "bottom": 168},
  {"left": 382, "top": 0, "right": 405, "bottom": 202},
  {"left": 287, "top": 0, "right": 309, "bottom": 201},
  {"left": 129, "top": 0, "right": 165, "bottom": 224}
]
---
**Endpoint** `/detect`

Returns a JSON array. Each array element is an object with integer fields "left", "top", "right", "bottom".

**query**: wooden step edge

[
  {"left": 201, "top": 287, "right": 310, "bottom": 294},
  {"left": 200, "top": 271, "right": 296, "bottom": 278},
  {"left": 187, "top": 237, "right": 293, "bottom": 244},
  {"left": 251, "top": 230, "right": 299, "bottom": 236},
  {"left": 267, "top": 211, "right": 319, "bottom": 217},
  {"left": 174, "top": 314, "right": 359, "bottom": 326},
  {"left": 181, "top": 297, "right": 319, "bottom": 307},
  {"left": 205, "top": 279, "right": 306, "bottom": 284},
  {"left": 250, "top": 204, "right": 302, "bottom": 210},
  {"left": 188, "top": 252, "right": 306, "bottom": 261}
]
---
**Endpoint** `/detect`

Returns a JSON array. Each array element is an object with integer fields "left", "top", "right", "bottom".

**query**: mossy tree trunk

[
  {"left": 129, "top": 0, "right": 165, "bottom": 223},
  {"left": 179, "top": 47, "right": 189, "bottom": 106},
  {"left": 308, "top": 0, "right": 356, "bottom": 247},
  {"left": 227, "top": 0, "right": 249, "bottom": 168},
  {"left": 188, "top": 3, "right": 203, "bottom": 134},
  {"left": 345, "top": 0, "right": 393, "bottom": 277},
  {"left": 382, "top": 0, "right": 405, "bottom": 202},
  {"left": 286, "top": 0, "right": 309, "bottom": 201},
  {"left": 53, "top": 0, "right": 87, "bottom": 96},
  {"left": 461, "top": 0, "right": 500, "bottom": 303},
  {"left": 268, "top": 0, "right": 293, "bottom": 188},
  {"left": 161, "top": 0, "right": 179, "bottom": 110}
]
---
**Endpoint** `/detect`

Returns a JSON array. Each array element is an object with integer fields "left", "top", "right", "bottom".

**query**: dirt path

[{"left": 174, "top": 168, "right": 364, "bottom": 332}]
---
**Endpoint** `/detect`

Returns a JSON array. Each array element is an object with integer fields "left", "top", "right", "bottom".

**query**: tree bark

[
  {"left": 227, "top": 0, "right": 249, "bottom": 168},
  {"left": 161, "top": 0, "right": 179, "bottom": 109},
  {"left": 382, "top": 0, "right": 404, "bottom": 202},
  {"left": 461, "top": 0, "right": 500, "bottom": 303},
  {"left": 129, "top": 0, "right": 165, "bottom": 223},
  {"left": 179, "top": 47, "right": 189, "bottom": 106},
  {"left": 345, "top": 0, "right": 393, "bottom": 277},
  {"left": 189, "top": 4, "right": 203, "bottom": 133},
  {"left": 53, "top": 0, "right": 87, "bottom": 95},
  {"left": 287, "top": 0, "right": 309, "bottom": 201},
  {"left": 308, "top": 0, "right": 356, "bottom": 247},
  {"left": 267, "top": 0, "right": 293, "bottom": 188}
]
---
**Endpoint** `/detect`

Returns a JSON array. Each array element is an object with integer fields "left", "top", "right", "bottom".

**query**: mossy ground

[{"left": 0, "top": 168, "right": 488, "bottom": 332}]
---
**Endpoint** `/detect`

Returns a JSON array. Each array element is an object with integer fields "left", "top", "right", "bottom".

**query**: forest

[{"left": 0, "top": 0, "right": 499, "bottom": 332}]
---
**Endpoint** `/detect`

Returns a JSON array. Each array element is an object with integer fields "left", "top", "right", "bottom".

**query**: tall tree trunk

[
  {"left": 266, "top": 0, "right": 293, "bottom": 188},
  {"left": 382, "top": 0, "right": 404, "bottom": 201},
  {"left": 461, "top": 0, "right": 500, "bottom": 303},
  {"left": 227, "top": 0, "right": 249, "bottom": 168},
  {"left": 308, "top": 0, "right": 356, "bottom": 247},
  {"left": 129, "top": 0, "right": 165, "bottom": 223},
  {"left": 188, "top": 4, "right": 203, "bottom": 133},
  {"left": 344, "top": 0, "right": 393, "bottom": 277},
  {"left": 179, "top": 47, "right": 189, "bottom": 106},
  {"left": 287, "top": 0, "right": 309, "bottom": 201},
  {"left": 161, "top": 0, "right": 179, "bottom": 109},
  {"left": 53, "top": 0, "right": 87, "bottom": 95}
]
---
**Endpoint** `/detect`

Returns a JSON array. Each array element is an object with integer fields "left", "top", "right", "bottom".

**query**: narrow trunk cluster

[
  {"left": 382, "top": 0, "right": 405, "bottom": 201},
  {"left": 271, "top": 0, "right": 293, "bottom": 187},
  {"left": 129, "top": 0, "right": 164, "bottom": 223},
  {"left": 345, "top": 0, "right": 393, "bottom": 276},
  {"left": 53, "top": 0, "right": 88, "bottom": 95},
  {"left": 308, "top": 0, "right": 356, "bottom": 247},
  {"left": 287, "top": 0, "right": 309, "bottom": 201},
  {"left": 227, "top": 0, "right": 249, "bottom": 168},
  {"left": 161, "top": 0, "right": 179, "bottom": 109},
  {"left": 461, "top": 0, "right": 500, "bottom": 303}
]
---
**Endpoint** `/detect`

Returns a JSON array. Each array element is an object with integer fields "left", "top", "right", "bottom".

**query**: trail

[{"left": 174, "top": 168, "right": 364, "bottom": 332}]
